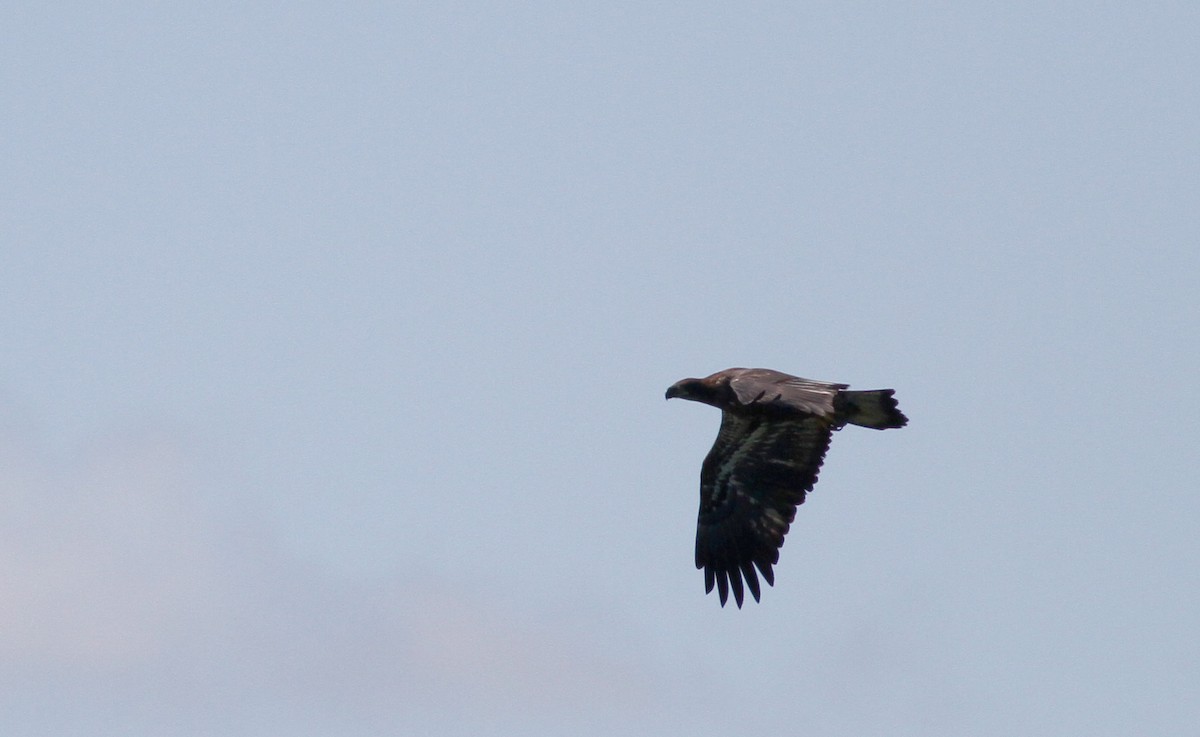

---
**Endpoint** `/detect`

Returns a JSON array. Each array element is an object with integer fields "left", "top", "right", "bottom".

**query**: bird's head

[{"left": 665, "top": 377, "right": 724, "bottom": 405}]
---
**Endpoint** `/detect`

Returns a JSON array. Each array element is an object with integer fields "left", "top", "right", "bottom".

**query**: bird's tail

[{"left": 837, "top": 389, "right": 908, "bottom": 430}]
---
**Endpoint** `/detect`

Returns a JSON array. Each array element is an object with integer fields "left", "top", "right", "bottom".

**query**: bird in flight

[{"left": 666, "top": 368, "right": 907, "bottom": 607}]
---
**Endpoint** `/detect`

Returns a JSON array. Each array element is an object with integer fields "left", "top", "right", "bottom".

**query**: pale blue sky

[{"left": 2, "top": 3, "right": 1198, "bottom": 735}]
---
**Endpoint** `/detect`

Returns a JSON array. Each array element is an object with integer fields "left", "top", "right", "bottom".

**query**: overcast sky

[{"left": 2, "top": 3, "right": 1198, "bottom": 735}]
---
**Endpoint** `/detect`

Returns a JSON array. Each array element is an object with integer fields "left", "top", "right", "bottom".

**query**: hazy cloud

[{"left": 0, "top": 428, "right": 660, "bottom": 734}]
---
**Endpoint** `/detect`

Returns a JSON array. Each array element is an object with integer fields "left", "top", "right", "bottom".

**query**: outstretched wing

[{"left": 695, "top": 412, "right": 835, "bottom": 607}]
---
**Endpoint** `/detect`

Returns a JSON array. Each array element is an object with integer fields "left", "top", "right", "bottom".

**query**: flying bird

[{"left": 666, "top": 368, "right": 907, "bottom": 607}]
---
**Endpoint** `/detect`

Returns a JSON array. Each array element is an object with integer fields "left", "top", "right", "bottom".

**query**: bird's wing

[
  {"left": 695, "top": 412, "right": 835, "bottom": 607},
  {"left": 726, "top": 370, "right": 845, "bottom": 418}
]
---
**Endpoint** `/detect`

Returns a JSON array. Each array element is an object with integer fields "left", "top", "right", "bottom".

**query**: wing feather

[
  {"left": 727, "top": 370, "right": 846, "bottom": 418},
  {"left": 715, "top": 568, "right": 729, "bottom": 605},
  {"left": 740, "top": 560, "right": 761, "bottom": 603}
]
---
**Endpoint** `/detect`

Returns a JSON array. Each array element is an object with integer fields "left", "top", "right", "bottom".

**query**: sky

[{"left": 2, "top": 2, "right": 1198, "bottom": 735}]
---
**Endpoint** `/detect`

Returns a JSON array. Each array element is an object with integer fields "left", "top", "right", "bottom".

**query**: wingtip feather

[
  {"left": 741, "top": 561, "right": 761, "bottom": 603},
  {"left": 729, "top": 570, "right": 745, "bottom": 608},
  {"left": 756, "top": 560, "right": 775, "bottom": 587}
]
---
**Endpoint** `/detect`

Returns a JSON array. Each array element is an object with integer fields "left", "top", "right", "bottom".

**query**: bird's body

[{"left": 666, "top": 367, "right": 907, "bottom": 607}]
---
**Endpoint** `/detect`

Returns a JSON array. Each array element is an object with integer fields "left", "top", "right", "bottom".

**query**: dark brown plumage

[{"left": 666, "top": 368, "right": 907, "bottom": 608}]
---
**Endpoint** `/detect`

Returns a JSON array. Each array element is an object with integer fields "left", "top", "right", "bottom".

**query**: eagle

[{"left": 666, "top": 368, "right": 907, "bottom": 607}]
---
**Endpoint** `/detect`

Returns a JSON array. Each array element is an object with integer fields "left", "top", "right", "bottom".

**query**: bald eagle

[{"left": 666, "top": 368, "right": 907, "bottom": 607}]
